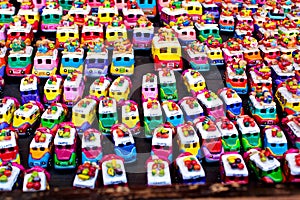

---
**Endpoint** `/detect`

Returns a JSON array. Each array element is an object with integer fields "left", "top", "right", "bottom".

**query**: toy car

[
  {"left": 132, "top": 16, "right": 154, "bottom": 50},
  {"left": 98, "top": 97, "right": 118, "bottom": 136},
  {"left": 194, "top": 23, "right": 222, "bottom": 43},
  {"left": 283, "top": 149, "right": 300, "bottom": 182},
  {"left": 182, "top": 0, "right": 202, "bottom": 21},
  {"left": 194, "top": 116, "right": 224, "bottom": 163},
  {"left": 109, "top": 76, "right": 132, "bottom": 103},
  {"left": 0, "top": 129, "right": 20, "bottom": 164},
  {"left": 176, "top": 123, "right": 201, "bottom": 159},
  {"left": 81, "top": 16, "right": 104, "bottom": 46},
  {"left": 122, "top": 5, "right": 144, "bottom": 30},
  {"left": 143, "top": 99, "right": 163, "bottom": 138},
  {"left": 105, "top": 15, "right": 128, "bottom": 49},
  {"left": 73, "top": 161, "right": 99, "bottom": 189},
  {"left": 219, "top": 152, "right": 248, "bottom": 184},
  {"left": 182, "top": 69, "right": 206, "bottom": 97},
  {"left": 22, "top": 166, "right": 50, "bottom": 192},
  {"left": 136, "top": 0, "right": 157, "bottom": 18},
  {"left": 0, "top": 162, "right": 24, "bottom": 191},
  {"left": 178, "top": 96, "right": 204, "bottom": 123},
  {"left": 53, "top": 122, "right": 78, "bottom": 170},
  {"left": 142, "top": 73, "right": 158, "bottom": 102},
  {"left": 55, "top": 15, "right": 79, "bottom": 49},
  {"left": 270, "top": 62, "right": 295, "bottom": 87},
  {"left": 89, "top": 76, "right": 111, "bottom": 99},
  {"left": 281, "top": 114, "right": 300, "bottom": 149},
  {"left": 12, "top": 101, "right": 44, "bottom": 136},
  {"left": 158, "top": 69, "right": 178, "bottom": 101},
  {"left": 97, "top": 4, "right": 118, "bottom": 26},
  {"left": 204, "top": 36, "right": 224, "bottom": 66},
  {"left": 0, "top": 97, "right": 19, "bottom": 130},
  {"left": 121, "top": 100, "right": 140, "bottom": 135},
  {"left": 172, "top": 17, "right": 195, "bottom": 47},
  {"left": 28, "top": 127, "right": 54, "bottom": 168},
  {"left": 43, "top": 75, "right": 63, "bottom": 105},
  {"left": 183, "top": 41, "right": 210, "bottom": 71},
  {"left": 222, "top": 38, "right": 244, "bottom": 63},
  {"left": 17, "top": 3, "right": 40, "bottom": 32},
  {"left": 81, "top": 128, "right": 102, "bottom": 164},
  {"left": 248, "top": 65, "right": 272, "bottom": 92},
  {"left": 58, "top": 0, "right": 73, "bottom": 14},
  {"left": 160, "top": 6, "right": 188, "bottom": 27},
  {"left": 68, "top": 1, "right": 91, "bottom": 27},
  {"left": 161, "top": 100, "right": 184, "bottom": 127},
  {"left": 219, "top": 10, "right": 235, "bottom": 32},
  {"left": 146, "top": 155, "right": 171, "bottom": 186},
  {"left": 6, "top": 19, "right": 33, "bottom": 47},
  {"left": 101, "top": 154, "right": 127, "bottom": 187},
  {"left": 0, "top": 2, "right": 15, "bottom": 26},
  {"left": 62, "top": 72, "right": 85, "bottom": 107},
  {"left": 41, "top": 4, "right": 63, "bottom": 32},
  {"left": 20, "top": 75, "right": 40, "bottom": 104}
]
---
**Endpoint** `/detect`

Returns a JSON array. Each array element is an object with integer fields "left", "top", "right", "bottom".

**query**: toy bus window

[
  {"left": 28, "top": 15, "right": 34, "bottom": 20},
  {"left": 171, "top": 48, "right": 177, "bottom": 53},
  {"left": 46, "top": 59, "right": 51, "bottom": 64},
  {"left": 73, "top": 58, "right": 79, "bottom": 62},
  {"left": 160, "top": 47, "right": 167, "bottom": 53},
  {"left": 163, "top": 146, "right": 169, "bottom": 150},
  {"left": 69, "top": 33, "right": 74, "bottom": 37},
  {"left": 85, "top": 32, "right": 91, "bottom": 36},
  {"left": 64, "top": 58, "right": 70, "bottom": 62},
  {"left": 98, "top": 59, "right": 104, "bottom": 63},
  {"left": 10, "top": 32, "right": 17, "bottom": 36},
  {"left": 248, "top": 52, "right": 253, "bottom": 56},
  {"left": 40, "top": 147, "right": 45, "bottom": 151},
  {"left": 54, "top": 14, "right": 60, "bottom": 19},
  {"left": 31, "top": 147, "right": 38, "bottom": 151},
  {"left": 128, "top": 14, "right": 134, "bottom": 18},
  {"left": 21, "top": 116, "right": 25, "bottom": 120},
  {"left": 170, "top": 116, "right": 175, "bottom": 120},
  {"left": 136, "top": 32, "right": 142, "bottom": 37},
  {"left": 37, "top": 59, "right": 42, "bottom": 64},
  {"left": 240, "top": 78, "right": 244, "bottom": 82},
  {"left": 293, "top": 103, "right": 299, "bottom": 107},
  {"left": 45, "top": 15, "right": 50, "bottom": 19},
  {"left": 0, "top": 114, "right": 2, "bottom": 118},
  {"left": 50, "top": 119, "right": 54, "bottom": 123},
  {"left": 109, "top": 32, "right": 115, "bottom": 36},
  {"left": 94, "top": 32, "right": 100, "bottom": 36},
  {"left": 81, "top": 114, "right": 85, "bottom": 118},
  {"left": 4, "top": 15, "right": 10, "bottom": 19},
  {"left": 57, "top": 145, "right": 63, "bottom": 149},
  {"left": 21, "top": 57, "right": 27, "bottom": 61},
  {"left": 65, "top": 87, "right": 70, "bottom": 91},
  {"left": 78, "top": 14, "right": 84, "bottom": 18},
  {"left": 132, "top": 116, "right": 136, "bottom": 120},
  {"left": 102, "top": 114, "right": 107, "bottom": 118},
  {"left": 66, "top": 145, "right": 71, "bottom": 149},
  {"left": 97, "top": 90, "right": 102, "bottom": 94},
  {"left": 184, "top": 144, "right": 190, "bottom": 148},
  {"left": 253, "top": 133, "right": 259, "bottom": 136},
  {"left": 75, "top": 113, "right": 78, "bottom": 117},
  {"left": 116, "top": 57, "right": 121, "bottom": 61},
  {"left": 182, "top": 31, "right": 187, "bottom": 36},
  {"left": 109, "top": 13, "right": 115, "bottom": 17},
  {"left": 89, "top": 58, "right": 96, "bottom": 63},
  {"left": 232, "top": 78, "right": 238, "bottom": 82},
  {"left": 0, "top": 149, "right": 5, "bottom": 153},
  {"left": 210, "top": 52, "right": 214, "bottom": 56},
  {"left": 118, "top": 32, "right": 123, "bottom": 36},
  {"left": 279, "top": 143, "right": 285, "bottom": 147},
  {"left": 60, "top": 32, "right": 66, "bottom": 37},
  {"left": 269, "top": 108, "right": 274, "bottom": 113},
  {"left": 125, "top": 116, "right": 129, "bottom": 121},
  {"left": 117, "top": 92, "right": 121, "bottom": 95},
  {"left": 109, "top": 113, "right": 114, "bottom": 118},
  {"left": 245, "top": 133, "right": 251, "bottom": 137},
  {"left": 286, "top": 52, "right": 291, "bottom": 55},
  {"left": 270, "top": 143, "right": 276, "bottom": 147},
  {"left": 204, "top": 30, "right": 209, "bottom": 34},
  {"left": 124, "top": 57, "right": 129, "bottom": 61},
  {"left": 101, "top": 13, "right": 106, "bottom": 17},
  {"left": 118, "top": 143, "right": 125, "bottom": 147},
  {"left": 176, "top": 115, "right": 181, "bottom": 119},
  {"left": 72, "top": 88, "right": 77, "bottom": 92},
  {"left": 20, "top": 32, "right": 26, "bottom": 37},
  {"left": 163, "top": 0, "right": 168, "bottom": 2}
]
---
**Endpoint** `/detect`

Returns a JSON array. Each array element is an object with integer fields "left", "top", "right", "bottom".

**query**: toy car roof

[
  {"left": 185, "top": 47, "right": 207, "bottom": 59},
  {"left": 177, "top": 125, "right": 199, "bottom": 144},
  {"left": 41, "top": 6, "right": 63, "bottom": 15},
  {"left": 133, "top": 26, "right": 154, "bottom": 33},
  {"left": 202, "top": 3, "right": 218, "bottom": 8},
  {"left": 236, "top": 15, "right": 253, "bottom": 21},
  {"left": 112, "top": 129, "right": 135, "bottom": 146},
  {"left": 285, "top": 120, "right": 300, "bottom": 138},
  {"left": 161, "top": 101, "right": 183, "bottom": 117},
  {"left": 243, "top": 3, "right": 258, "bottom": 8},
  {"left": 102, "top": 158, "right": 127, "bottom": 186},
  {"left": 152, "top": 127, "right": 173, "bottom": 146},
  {"left": 98, "top": 97, "right": 117, "bottom": 114},
  {"left": 248, "top": 94, "right": 276, "bottom": 109},
  {"left": 222, "top": 48, "right": 243, "bottom": 56},
  {"left": 30, "top": 134, "right": 53, "bottom": 149},
  {"left": 109, "top": 77, "right": 130, "bottom": 93},
  {"left": 82, "top": 131, "right": 101, "bottom": 148},
  {"left": 0, "top": 131, "right": 17, "bottom": 149},
  {"left": 216, "top": 121, "right": 239, "bottom": 137},
  {"left": 112, "top": 50, "right": 134, "bottom": 58},
  {"left": 106, "top": 25, "right": 126, "bottom": 33},
  {"left": 226, "top": 66, "right": 247, "bottom": 79},
  {"left": 20, "top": 76, "right": 38, "bottom": 92},
  {"left": 41, "top": 105, "right": 65, "bottom": 120},
  {"left": 0, "top": 165, "right": 21, "bottom": 191},
  {"left": 249, "top": 151, "right": 281, "bottom": 171},
  {"left": 8, "top": 22, "right": 32, "bottom": 33},
  {"left": 222, "top": 154, "right": 248, "bottom": 177},
  {"left": 143, "top": 101, "right": 162, "bottom": 117},
  {"left": 86, "top": 49, "right": 108, "bottom": 57},
  {"left": 0, "top": 98, "right": 15, "bottom": 115},
  {"left": 72, "top": 98, "right": 97, "bottom": 115},
  {"left": 97, "top": 6, "right": 118, "bottom": 14},
  {"left": 258, "top": 44, "right": 279, "bottom": 53},
  {"left": 62, "top": 48, "right": 84, "bottom": 57},
  {"left": 236, "top": 116, "right": 260, "bottom": 134},
  {"left": 183, "top": 70, "right": 205, "bottom": 85},
  {"left": 285, "top": 153, "right": 300, "bottom": 176},
  {"left": 197, "top": 91, "right": 223, "bottom": 108},
  {"left": 219, "top": 89, "right": 242, "bottom": 105},
  {"left": 152, "top": 34, "right": 181, "bottom": 48},
  {"left": 264, "top": 128, "right": 287, "bottom": 144},
  {"left": 68, "top": 5, "right": 91, "bottom": 15},
  {"left": 122, "top": 7, "right": 144, "bottom": 16},
  {"left": 182, "top": 1, "right": 202, "bottom": 7},
  {"left": 195, "top": 121, "right": 221, "bottom": 139},
  {"left": 270, "top": 65, "right": 295, "bottom": 77},
  {"left": 121, "top": 102, "right": 139, "bottom": 118},
  {"left": 161, "top": 7, "right": 187, "bottom": 15},
  {"left": 142, "top": 73, "right": 158, "bottom": 88},
  {"left": 9, "top": 46, "right": 33, "bottom": 57},
  {"left": 258, "top": 28, "right": 278, "bottom": 38},
  {"left": 57, "top": 24, "right": 79, "bottom": 31},
  {"left": 82, "top": 24, "right": 103, "bottom": 33},
  {"left": 35, "top": 48, "right": 58, "bottom": 59},
  {"left": 176, "top": 155, "right": 205, "bottom": 180},
  {"left": 63, "top": 73, "right": 83, "bottom": 88},
  {"left": 54, "top": 127, "right": 76, "bottom": 145},
  {"left": 278, "top": 45, "right": 297, "bottom": 52},
  {"left": 172, "top": 25, "right": 195, "bottom": 34},
  {"left": 23, "top": 171, "right": 47, "bottom": 192},
  {"left": 278, "top": 26, "right": 299, "bottom": 34},
  {"left": 18, "top": 7, "right": 39, "bottom": 15},
  {"left": 220, "top": 15, "right": 234, "bottom": 20},
  {"left": 90, "top": 77, "right": 110, "bottom": 91},
  {"left": 194, "top": 23, "right": 219, "bottom": 31},
  {"left": 44, "top": 76, "right": 63, "bottom": 90},
  {"left": 0, "top": 6, "right": 15, "bottom": 14},
  {"left": 249, "top": 70, "right": 272, "bottom": 84},
  {"left": 179, "top": 98, "right": 203, "bottom": 116},
  {"left": 14, "top": 104, "right": 40, "bottom": 118},
  {"left": 73, "top": 168, "right": 99, "bottom": 189},
  {"left": 158, "top": 70, "right": 176, "bottom": 84},
  {"left": 147, "top": 159, "right": 171, "bottom": 186}
]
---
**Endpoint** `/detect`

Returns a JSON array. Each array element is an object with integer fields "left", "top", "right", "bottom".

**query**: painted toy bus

[
  {"left": 236, "top": 115, "right": 262, "bottom": 151},
  {"left": 98, "top": 97, "right": 118, "bottom": 136},
  {"left": 97, "top": 5, "right": 118, "bottom": 26},
  {"left": 161, "top": 100, "right": 184, "bottom": 127},
  {"left": 62, "top": 72, "right": 85, "bottom": 107},
  {"left": 219, "top": 153, "right": 248, "bottom": 184},
  {"left": 20, "top": 75, "right": 40, "bottom": 104},
  {"left": 136, "top": 0, "right": 156, "bottom": 18},
  {"left": 43, "top": 75, "right": 63, "bottom": 105},
  {"left": 0, "top": 97, "right": 19, "bottom": 130},
  {"left": 204, "top": 41, "right": 224, "bottom": 66},
  {"left": 177, "top": 123, "right": 201, "bottom": 159},
  {"left": 0, "top": 3, "right": 15, "bottom": 26},
  {"left": 0, "top": 129, "right": 20, "bottom": 164},
  {"left": 248, "top": 65, "right": 272, "bottom": 92},
  {"left": 6, "top": 22, "right": 33, "bottom": 47},
  {"left": 84, "top": 44, "right": 108, "bottom": 77},
  {"left": 194, "top": 116, "right": 224, "bottom": 163},
  {"left": 56, "top": 21, "right": 79, "bottom": 49},
  {"left": 73, "top": 161, "right": 99, "bottom": 189},
  {"left": 109, "top": 76, "right": 132, "bottom": 103},
  {"left": 68, "top": 3, "right": 91, "bottom": 27},
  {"left": 216, "top": 117, "right": 240, "bottom": 152},
  {"left": 182, "top": 0, "right": 202, "bottom": 21},
  {"left": 194, "top": 23, "right": 222, "bottom": 43},
  {"left": 72, "top": 97, "right": 98, "bottom": 134},
  {"left": 152, "top": 27, "right": 183, "bottom": 71},
  {"left": 202, "top": 2, "right": 219, "bottom": 19},
  {"left": 122, "top": 6, "right": 144, "bottom": 30},
  {"left": 22, "top": 166, "right": 50, "bottom": 192},
  {"left": 143, "top": 99, "right": 163, "bottom": 138},
  {"left": 158, "top": 69, "right": 178, "bottom": 101},
  {"left": 60, "top": 45, "right": 84, "bottom": 76},
  {"left": 282, "top": 114, "right": 300, "bottom": 149},
  {"left": 81, "top": 128, "right": 102, "bottom": 164},
  {"left": 89, "top": 76, "right": 111, "bottom": 99},
  {"left": 58, "top": 0, "right": 73, "bottom": 13},
  {"left": 111, "top": 123, "right": 137, "bottom": 163},
  {"left": 182, "top": 69, "right": 206, "bottom": 97},
  {"left": 151, "top": 123, "right": 174, "bottom": 163},
  {"left": 263, "top": 125, "right": 288, "bottom": 160},
  {"left": 222, "top": 40, "right": 244, "bottom": 63},
  {"left": 196, "top": 89, "right": 225, "bottom": 120},
  {"left": 224, "top": 62, "right": 248, "bottom": 95},
  {"left": 183, "top": 41, "right": 210, "bottom": 71},
  {"left": 0, "top": 162, "right": 24, "bottom": 191},
  {"left": 283, "top": 149, "right": 300, "bottom": 182},
  {"left": 157, "top": 0, "right": 170, "bottom": 14},
  {"left": 28, "top": 127, "right": 54, "bottom": 168},
  {"left": 218, "top": 88, "right": 244, "bottom": 122},
  {"left": 17, "top": 7, "right": 40, "bottom": 32},
  {"left": 12, "top": 101, "right": 44, "bottom": 136},
  {"left": 219, "top": 14, "right": 235, "bottom": 32},
  {"left": 132, "top": 15, "right": 154, "bottom": 50},
  {"left": 81, "top": 16, "right": 104, "bottom": 45},
  {"left": 142, "top": 73, "right": 158, "bottom": 102},
  {"left": 53, "top": 122, "right": 78, "bottom": 170},
  {"left": 270, "top": 63, "right": 295, "bottom": 87},
  {"left": 121, "top": 100, "right": 140, "bottom": 135},
  {"left": 160, "top": 7, "right": 188, "bottom": 27},
  {"left": 179, "top": 96, "right": 204, "bottom": 123},
  {"left": 172, "top": 21, "right": 196, "bottom": 47},
  {"left": 41, "top": 5, "right": 63, "bottom": 32},
  {"left": 105, "top": 16, "right": 127, "bottom": 48},
  {"left": 146, "top": 155, "right": 171, "bottom": 186},
  {"left": 259, "top": 45, "right": 280, "bottom": 66}
]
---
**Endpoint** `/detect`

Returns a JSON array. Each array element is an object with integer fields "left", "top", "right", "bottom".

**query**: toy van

[
  {"left": 216, "top": 117, "right": 240, "bottom": 152},
  {"left": 183, "top": 41, "right": 210, "bottom": 71},
  {"left": 151, "top": 123, "right": 174, "bottom": 163},
  {"left": 281, "top": 114, "right": 300, "bottom": 149},
  {"left": 137, "top": 0, "right": 157, "bottom": 18},
  {"left": 219, "top": 14, "right": 235, "bottom": 32},
  {"left": 0, "top": 162, "right": 24, "bottom": 191},
  {"left": 259, "top": 45, "right": 280, "bottom": 66},
  {"left": 222, "top": 44, "right": 244, "bottom": 63},
  {"left": 157, "top": 0, "right": 170, "bottom": 14},
  {"left": 53, "top": 122, "right": 78, "bottom": 170},
  {"left": 160, "top": 7, "right": 188, "bottom": 27},
  {"left": 172, "top": 21, "right": 196, "bottom": 47},
  {"left": 146, "top": 155, "right": 171, "bottom": 186},
  {"left": 72, "top": 97, "right": 98, "bottom": 134},
  {"left": 87, "top": 0, "right": 108, "bottom": 14},
  {"left": 41, "top": 103, "right": 68, "bottom": 133},
  {"left": 43, "top": 75, "right": 63, "bottom": 105},
  {"left": 143, "top": 99, "right": 163, "bottom": 138},
  {"left": 182, "top": 69, "right": 206, "bottom": 97},
  {"left": 161, "top": 100, "right": 184, "bottom": 127},
  {"left": 218, "top": 88, "right": 244, "bottom": 122},
  {"left": 204, "top": 37, "right": 224, "bottom": 66},
  {"left": 22, "top": 167, "right": 50, "bottom": 192},
  {"left": 142, "top": 73, "right": 158, "bottom": 102},
  {"left": 182, "top": 0, "right": 202, "bottom": 21},
  {"left": 111, "top": 123, "right": 137, "bottom": 163},
  {"left": 101, "top": 154, "right": 127, "bottom": 187},
  {"left": 105, "top": 16, "right": 128, "bottom": 48},
  {"left": 202, "top": 2, "right": 219, "bottom": 19},
  {"left": 97, "top": 5, "right": 118, "bottom": 26},
  {"left": 152, "top": 27, "right": 183, "bottom": 71},
  {"left": 98, "top": 97, "right": 118, "bottom": 136},
  {"left": 248, "top": 65, "right": 272, "bottom": 92},
  {"left": 6, "top": 21, "right": 33, "bottom": 47},
  {"left": 109, "top": 76, "right": 132, "bottom": 103},
  {"left": 245, "top": 149, "right": 285, "bottom": 183},
  {"left": 17, "top": 7, "right": 40, "bottom": 32},
  {"left": 175, "top": 152, "right": 205, "bottom": 184},
  {"left": 158, "top": 69, "right": 178, "bottom": 101},
  {"left": 81, "top": 128, "right": 102, "bottom": 164},
  {"left": 121, "top": 100, "right": 140, "bottom": 135},
  {"left": 32, "top": 0, "right": 46, "bottom": 10},
  {"left": 263, "top": 125, "right": 288, "bottom": 159},
  {"left": 0, "top": 97, "right": 19, "bottom": 130},
  {"left": 0, "top": 45, "right": 7, "bottom": 77},
  {"left": 270, "top": 63, "right": 295, "bottom": 87},
  {"left": 177, "top": 123, "right": 201, "bottom": 159},
  {"left": 0, "top": 129, "right": 20, "bottom": 164},
  {"left": 81, "top": 16, "right": 104, "bottom": 45},
  {"left": 224, "top": 62, "right": 248, "bottom": 95},
  {"left": 63, "top": 72, "right": 85, "bottom": 107},
  {"left": 132, "top": 15, "right": 154, "bottom": 50},
  {"left": 60, "top": 42, "right": 84, "bottom": 76},
  {"left": 58, "top": 0, "right": 73, "bottom": 13},
  {"left": 73, "top": 161, "right": 99, "bottom": 189},
  {"left": 253, "top": 12, "right": 266, "bottom": 31},
  {"left": 20, "top": 75, "right": 40, "bottom": 104},
  {"left": 12, "top": 101, "right": 44, "bottom": 136},
  {"left": 55, "top": 16, "right": 79, "bottom": 49},
  {"left": 283, "top": 149, "right": 300, "bottom": 182},
  {"left": 0, "top": 3, "right": 15, "bottom": 26},
  {"left": 287, "top": 12, "right": 300, "bottom": 28},
  {"left": 219, "top": 153, "right": 248, "bottom": 184},
  {"left": 194, "top": 23, "right": 222, "bottom": 43},
  {"left": 179, "top": 96, "right": 204, "bottom": 123},
  {"left": 122, "top": 6, "right": 144, "bottom": 30},
  {"left": 28, "top": 127, "right": 54, "bottom": 168},
  {"left": 68, "top": 3, "right": 91, "bottom": 27},
  {"left": 41, "top": 5, "right": 63, "bottom": 32},
  {"left": 89, "top": 76, "right": 111, "bottom": 99},
  {"left": 236, "top": 115, "right": 262, "bottom": 151},
  {"left": 194, "top": 116, "right": 224, "bottom": 163},
  {"left": 197, "top": 89, "right": 225, "bottom": 119}
]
